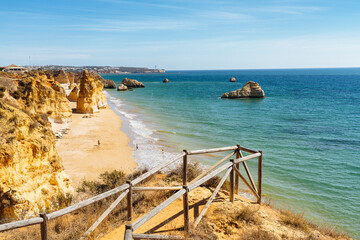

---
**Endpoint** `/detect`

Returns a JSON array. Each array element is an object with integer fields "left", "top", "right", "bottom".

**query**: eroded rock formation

[
  {"left": 0, "top": 102, "right": 73, "bottom": 219},
  {"left": 102, "top": 79, "right": 116, "bottom": 89},
  {"left": 221, "top": 81, "right": 265, "bottom": 98},
  {"left": 67, "top": 86, "right": 79, "bottom": 102},
  {"left": 163, "top": 78, "right": 170, "bottom": 83},
  {"left": 16, "top": 76, "right": 72, "bottom": 123},
  {"left": 121, "top": 78, "right": 145, "bottom": 88},
  {"left": 230, "top": 77, "right": 236, "bottom": 82},
  {"left": 117, "top": 84, "right": 128, "bottom": 91},
  {"left": 77, "top": 70, "right": 107, "bottom": 113},
  {"left": 45, "top": 70, "right": 70, "bottom": 84}
]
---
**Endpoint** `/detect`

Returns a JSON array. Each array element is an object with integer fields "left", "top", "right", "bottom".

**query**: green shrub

[{"left": 77, "top": 169, "right": 127, "bottom": 195}]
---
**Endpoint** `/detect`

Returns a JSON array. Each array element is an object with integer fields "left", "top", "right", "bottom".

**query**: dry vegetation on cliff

[{"left": 1, "top": 163, "right": 351, "bottom": 240}]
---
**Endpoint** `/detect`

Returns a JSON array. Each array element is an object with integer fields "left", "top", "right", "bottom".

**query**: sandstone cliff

[
  {"left": 222, "top": 81, "right": 265, "bottom": 98},
  {"left": 77, "top": 70, "right": 107, "bottom": 114},
  {"left": 0, "top": 102, "right": 73, "bottom": 220},
  {"left": 45, "top": 70, "right": 70, "bottom": 84},
  {"left": 16, "top": 75, "right": 72, "bottom": 123}
]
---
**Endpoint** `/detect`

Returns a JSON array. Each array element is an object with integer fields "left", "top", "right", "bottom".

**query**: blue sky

[{"left": 1, "top": 0, "right": 360, "bottom": 70}]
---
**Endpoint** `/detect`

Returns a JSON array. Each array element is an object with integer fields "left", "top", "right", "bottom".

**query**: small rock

[
  {"left": 230, "top": 77, "right": 236, "bottom": 82},
  {"left": 163, "top": 78, "right": 170, "bottom": 83},
  {"left": 117, "top": 84, "right": 128, "bottom": 91}
]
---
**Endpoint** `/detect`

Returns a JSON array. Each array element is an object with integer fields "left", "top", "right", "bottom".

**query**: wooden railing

[{"left": 0, "top": 144, "right": 263, "bottom": 240}]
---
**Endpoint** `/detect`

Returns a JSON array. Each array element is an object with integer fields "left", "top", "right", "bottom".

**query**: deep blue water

[{"left": 102, "top": 68, "right": 360, "bottom": 238}]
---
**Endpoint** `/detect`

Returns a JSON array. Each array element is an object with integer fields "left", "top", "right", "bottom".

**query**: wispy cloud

[
  {"left": 69, "top": 19, "right": 196, "bottom": 32},
  {"left": 199, "top": 11, "right": 254, "bottom": 21},
  {"left": 95, "top": 0, "right": 189, "bottom": 10},
  {"left": 254, "top": 6, "right": 325, "bottom": 15}
]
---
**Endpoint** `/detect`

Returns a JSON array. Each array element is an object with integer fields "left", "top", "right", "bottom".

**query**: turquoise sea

[{"left": 102, "top": 69, "right": 360, "bottom": 238}]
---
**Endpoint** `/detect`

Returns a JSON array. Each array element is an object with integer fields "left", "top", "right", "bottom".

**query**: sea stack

[
  {"left": 67, "top": 85, "right": 79, "bottom": 102},
  {"left": 76, "top": 70, "right": 107, "bottom": 113},
  {"left": 163, "top": 78, "right": 170, "bottom": 83},
  {"left": 102, "top": 79, "right": 116, "bottom": 89},
  {"left": 117, "top": 84, "right": 128, "bottom": 91},
  {"left": 221, "top": 81, "right": 265, "bottom": 98},
  {"left": 230, "top": 77, "right": 236, "bottom": 82},
  {"left": 121, "top": 78, "right": 145, "bottom": 88}
]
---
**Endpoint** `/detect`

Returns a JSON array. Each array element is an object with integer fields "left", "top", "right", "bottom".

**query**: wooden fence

[{"left": 0, "top": 144, "right": 263, "bottom": 240}]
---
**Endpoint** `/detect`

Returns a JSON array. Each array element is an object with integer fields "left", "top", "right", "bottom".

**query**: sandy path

[{"left": 56, "top": 107, "right": 137, "bottom": 187}]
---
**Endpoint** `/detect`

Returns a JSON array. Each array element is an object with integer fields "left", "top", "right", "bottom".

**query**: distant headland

[{"left": 1, "top": 64, "right": 165, "bottom": 74}]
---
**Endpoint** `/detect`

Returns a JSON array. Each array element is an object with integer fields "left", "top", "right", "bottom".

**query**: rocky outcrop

[
  {"left": 163, "top": 78, "right": 170, "bottom": 83},
  {"left": 0, "top": 102, "right": 73, "bottom": 219},
  {"left": 77, "top": 70, "right": 107, "bottom": 114},
  {"left": 67, "top": 86, "right": 79, "bottom": 102},
  {"left": 69, "top": 82, "right": 77, "bottom": 90},
  {"left": 66, "top": 72, "right": 75, "bottom": 84},
  {"left": 221, "top": 81, "right": 265, "bottom": 99},
  {"left": 16, "top": 76, "right": 72, "bottom": 123},
  {"left": 230, "top": 77, "right": 236, "bottom": 82},
  {"left": 102, "top": 79, "right": 116, "bottom": 89},
  {"left": 45, "top": 70, "right": 70, "bottom": 84},
  {"left": 117, "top": 84, "right": 128, "bottom": 91},
  {"left": 121, "top": 78, "right": 145, "bottom": 88}
]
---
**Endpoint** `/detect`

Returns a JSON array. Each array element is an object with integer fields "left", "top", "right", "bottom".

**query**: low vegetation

[{"left": 0, "top": 166, "right": 352, "bottom": 240}]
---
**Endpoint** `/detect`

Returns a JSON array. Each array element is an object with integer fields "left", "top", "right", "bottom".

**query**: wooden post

[
  {"left": 124, "top": 224, "right": 133, "bottom": 240},
  {"left": 230, "top": 159, "right": 234, "bottom": 203},
  {"left": 235, "top": 145, "right": 241, "bottom": 194},
  {"left": 183, "top": 150, "right": 188, "bottom": 185},
  {"left": 258, "top": 150, "right": 263, "bottom": 204},
  {"left": 127, "top": 180, "right": 133, "bottom": 221},
  {"left": 183, "top": 186, "right": 190, "bottom": 235},
  {"left": 40, "top": 213, "right": 48, "bottom": 240},
  {"left": 182, "top": 150, "right": 189, "bottom": 236}
]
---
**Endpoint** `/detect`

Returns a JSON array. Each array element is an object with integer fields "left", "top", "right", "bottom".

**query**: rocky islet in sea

[{"left": 222, "top": 81, "right": 265, "bottom": 98}]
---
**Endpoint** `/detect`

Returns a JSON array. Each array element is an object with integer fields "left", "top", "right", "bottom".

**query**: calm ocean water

[{"left": 102, "top": 69, "right": 360, "bottom": 238}]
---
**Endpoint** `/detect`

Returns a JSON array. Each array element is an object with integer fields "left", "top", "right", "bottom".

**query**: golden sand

[{"left": 56, "top": 106, "right": 137, "bottom": 187}]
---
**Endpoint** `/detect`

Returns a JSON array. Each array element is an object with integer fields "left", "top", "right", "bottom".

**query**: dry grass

[
  {"left": 232, "top": 205, "right": 261, "bottom": 225},
  {"left": 310, "top": 224, "right": 351, "bottom": 239},
  {"left": 280, "top": 209, "right": 309, "bottom": 232},
  {"left": 166, "top": 162, "right": 203, "bottom": 183},
  {"left": 0, "top": 169, "right": 163, "bottom": 240},
  {"left": 189, "top": 220, "right": 217, "bottom": 240},
  {"left": 237, "top": 227, "right": 278, "bottom": 240}
]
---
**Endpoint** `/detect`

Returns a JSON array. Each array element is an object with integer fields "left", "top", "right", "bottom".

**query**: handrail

[
  {"left": 187, "top": 146, "right": 238, "bottom": 155},
  {"left": 0, "top": 217, "right": 43, "bottom": 232},
  {"left": 0, "top": 144, "right": 262, "bottom": 240},
  {"left": 48, "top": 183, "right": 129, "bottom": 220}
]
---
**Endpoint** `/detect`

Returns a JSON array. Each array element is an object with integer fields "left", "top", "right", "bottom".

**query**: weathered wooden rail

[{"left": 0, "top": 144, "right": 263, "bottom": 240}]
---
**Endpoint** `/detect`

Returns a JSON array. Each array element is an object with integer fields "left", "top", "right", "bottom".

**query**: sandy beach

[{"left": 56, "top": 104, "right": 137, "bottom": 187}]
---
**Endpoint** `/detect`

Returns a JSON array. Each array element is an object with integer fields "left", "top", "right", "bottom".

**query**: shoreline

[{"left": 56, "top": 102, "right": 137, "bottom": 187}]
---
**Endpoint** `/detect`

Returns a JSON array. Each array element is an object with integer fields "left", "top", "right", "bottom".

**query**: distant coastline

[{"left": 35, "top": 65, "right": 165, "bottom": 74}]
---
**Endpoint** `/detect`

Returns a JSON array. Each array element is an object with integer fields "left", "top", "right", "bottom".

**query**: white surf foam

[{"left": 104, "top": 91, "right": 178, "bottom": 170}]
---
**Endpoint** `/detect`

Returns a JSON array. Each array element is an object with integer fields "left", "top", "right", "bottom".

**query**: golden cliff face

[
  {"left": 16, "top": 74, "right": 72, "bottom": 123},
  {"left": 0, "top": 102, "right": 73, "bottom": 220},
  {"left": 76, "top": 70, "right": 107, "bottom": 114}
]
